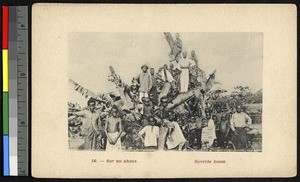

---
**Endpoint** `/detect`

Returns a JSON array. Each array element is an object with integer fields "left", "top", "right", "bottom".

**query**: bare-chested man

[
  {"left": 68, "top": 98, "right": 102, "bottom": 150},
  {"left": 105, "top": 105, "right": 123, "bottom": 151}
]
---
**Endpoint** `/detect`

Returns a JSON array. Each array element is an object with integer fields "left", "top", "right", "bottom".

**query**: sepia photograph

[
  {"left": 68, "top": 32, "right": 263, "bottom": 152},
  {"left": 32, "top": 4, "right": 296, "bottom": 178}
]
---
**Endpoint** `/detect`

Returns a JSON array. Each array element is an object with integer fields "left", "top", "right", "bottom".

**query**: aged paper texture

[{"left": 32, "top": 4, "right": 297, "bottom": 178}]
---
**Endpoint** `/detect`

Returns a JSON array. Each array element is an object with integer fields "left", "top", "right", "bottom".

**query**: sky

[{"left": 68, "top": 32, "right": 263, "bottom": 106}]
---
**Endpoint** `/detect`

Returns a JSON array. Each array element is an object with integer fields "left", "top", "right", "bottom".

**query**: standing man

[
  {"left": 177, "top": 51, "right": 194, "bottom": 93},
  {"left": 134, "top": 64, "right": 153, "bottom": 102},
  {"left": 168, "top": 33, "right": 183, "bottom": 62},
  {"left": 230, "top": 105, "right": 252, "bottom": 150},
  {"left": 105, "top": 105, "right": 123, "bottom": 151},
  {"left": 68, "top": 98, "right": 102, "bottom": 150},
  {"left": 149, "top": 68, "right": 159, "bottom": 105}
]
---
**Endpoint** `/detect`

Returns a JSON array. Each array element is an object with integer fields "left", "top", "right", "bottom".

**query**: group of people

[
  {"left": 69, "top": 58, "right": 253, "bottom": 152},
  {"left": 68, "top": 33, "right": 254, "bottom": 151},
  {"left": 68, "top": 95, "right": 253, "bottom": 151}
]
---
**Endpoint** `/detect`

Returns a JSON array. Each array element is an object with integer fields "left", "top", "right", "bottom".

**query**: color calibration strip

[
  {"left": 3, "top": 5, "right": 10, "bottom": 176},
  {"left": 2, "top": 6, "right": 29, "bottom": 176}
]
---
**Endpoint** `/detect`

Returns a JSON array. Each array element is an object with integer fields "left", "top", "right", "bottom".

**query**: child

[
  {"left": 201, "top": 109, "right": 216, "bottom": 149},
  {"left": 138, "top": 116, "right": 160, "bottom": 151},
  {"left": 219, "top": 114, "right": 230, "bottom": 148}
]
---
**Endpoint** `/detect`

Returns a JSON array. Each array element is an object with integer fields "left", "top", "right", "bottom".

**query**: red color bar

[{"left": 2, "top": 6, "right": 9, "bottom": 49}]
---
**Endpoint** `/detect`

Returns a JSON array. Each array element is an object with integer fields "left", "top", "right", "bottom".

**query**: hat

[{"left": 141, "top": 64, "right": 149, "bottom": 70}]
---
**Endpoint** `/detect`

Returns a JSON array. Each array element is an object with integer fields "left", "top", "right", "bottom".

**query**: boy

[
  {"left": 105, "top": 105, "right": 123, "bottom": 151},
  {"left": 138, "top": 116, "right": 160, "bottom": 151}
]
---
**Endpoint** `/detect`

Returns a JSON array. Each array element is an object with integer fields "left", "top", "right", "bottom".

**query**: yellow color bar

[{"left": 3, "top": 49, "right": 8, "bottom": 92}]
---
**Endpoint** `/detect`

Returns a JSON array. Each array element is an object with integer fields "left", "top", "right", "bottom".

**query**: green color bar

[{"left": 3, "top": 92, "right": 9, "bottom": 135}]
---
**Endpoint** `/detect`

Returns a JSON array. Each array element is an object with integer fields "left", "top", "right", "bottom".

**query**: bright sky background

[{"left": 68, "top": 32, "right": 263, "bottom": 106}]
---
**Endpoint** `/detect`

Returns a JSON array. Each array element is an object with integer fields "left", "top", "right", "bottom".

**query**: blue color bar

[{"left": 3, "top": 135, "right": 10, "bottom": 175}]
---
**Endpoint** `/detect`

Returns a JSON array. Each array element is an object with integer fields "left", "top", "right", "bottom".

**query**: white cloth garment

[
  {"left": 166, "top": 121, "right": 186, "bottom": 149},
  {"left": 201, "top": 119, "right": 216, "bottom": 147},
  {"left": 230, "top": 112, "right": 252, "bottom": 131},
  {"left": 139, "top": 125, "right": 159, "bottom": 147},
  {"left": 177, "top": 58, "right": 194, "bottom": 92},
  {"left": 159, "top": 68, "right": 174, "bottom": 82},
  {"left": 106, "top": 132, "right": 122, "bottom": 151}
]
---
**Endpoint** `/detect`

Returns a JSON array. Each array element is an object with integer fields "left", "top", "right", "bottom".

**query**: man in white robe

[{"left": 177, "top": 51, "right": 195, "bottom": 93}]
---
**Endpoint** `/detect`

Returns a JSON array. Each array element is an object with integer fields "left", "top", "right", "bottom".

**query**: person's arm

[
  {"left": 245, "top": 113, "right": 252, "bottom": 126},
  {"left": 114, "top": 119, "right": 123, "bottom": 144},
  {"left": 176, "top": 61, "right": 182, "bottom": 71},
  {"left": 91, "top": 114, "right": 100, "bottom": 134},
  {"left": 229, "top": 114, "right": 235, "bottom": 132},
  {"left": 138, "top": 127, "right": 146, "bottom": 143},
  {"left": 134, "top": 73, "right": 140, "bottom": 81},
  {"left": 133, "top": 74, "right": 140, "bottom": 86},
  {"left": 189, "top": 59, "right": 196, "bottom": 67},
  {"left": 148, "top": 74, "right": 153, "bottom": 92},
  {"left": 175, "top": 39, "right": 182, "bottom": 49},
  {"left": 167, "top": 70, "right": 174, "bottom": 82},
  {"left": 105, "top": 116, "right": 112, "bottom": 144},
  {"left": 68, "top": 115, "right": 78, "bottom": 122},
  {"left": 69, "top": 110, "right": 86, "bottom": 117},
  {"left": 167, "top": 123, "right": 174, "bottom": 142},
  {"left": 225, "top": 122, "right": 230, "bottom": 137}
]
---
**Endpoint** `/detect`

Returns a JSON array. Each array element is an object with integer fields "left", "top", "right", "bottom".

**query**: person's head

[
  {"left": 141, "top": 118, "right": 148, "bottom": 126},
  {"left": 110, "top": 105, "right": 119, "bottom": 117},
  {"left": 212, "top": 115, "right": 217, "bottom": 122},
  {"left": 213, "top": 139, "right": 219, "bottom": 147},
  {"left": 182, "top": 51, "right": 187, "bottom": 58},
  {"left": 175, "top": 33, "right": 180, "bottom": 39},
  {"left": 190, "top": 116, "right": 196, "bottom": 123},
  {"left": 236, "top": 105, "right": 242, "bottom": 113},
  {"left": 191, "top": 50, "right": 195, "bottom": 57},
  {"left": 141, "top": 65, "right": 148, "bottom": 73},
  {"left": 160, "top": 96, "right": 169, "bottom": 107},
  {"left": 205, "top": 108, "right": 211, "bottom": 119},
  {"left": 150, "top": 68, "right": 155, "bottom": 75},
  {"left": 216, "top": 105, "right": 222, "bottom": 113},
  {"left": 141, "top": 97, "right": 146, "bottom": 103},
  {"left": 87, "top": 98, "right": 96, "bottom": 112},
  {"left": 148, "top": 93, "right": 155, "bottom": 101},
  {"left": 168, "top": 111, "right": 176, "bottom": 121},
  {"left": 221, "top": 114, "right": 227, "bottom": 121},
  {"left": 170, "top": 63, "right": 174, "bottom": 69},
  {"left": 163, "top": 64, "right": 168, "bottom": 70},
  {"left": 148, "top": 116, "right": 156, "bottom": 126},
  {"left": 130, "top": 84, "right": 138, "bottom": 93},
  {"left": 143, "top": 97, "right": 151, "bottom": 106}
]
